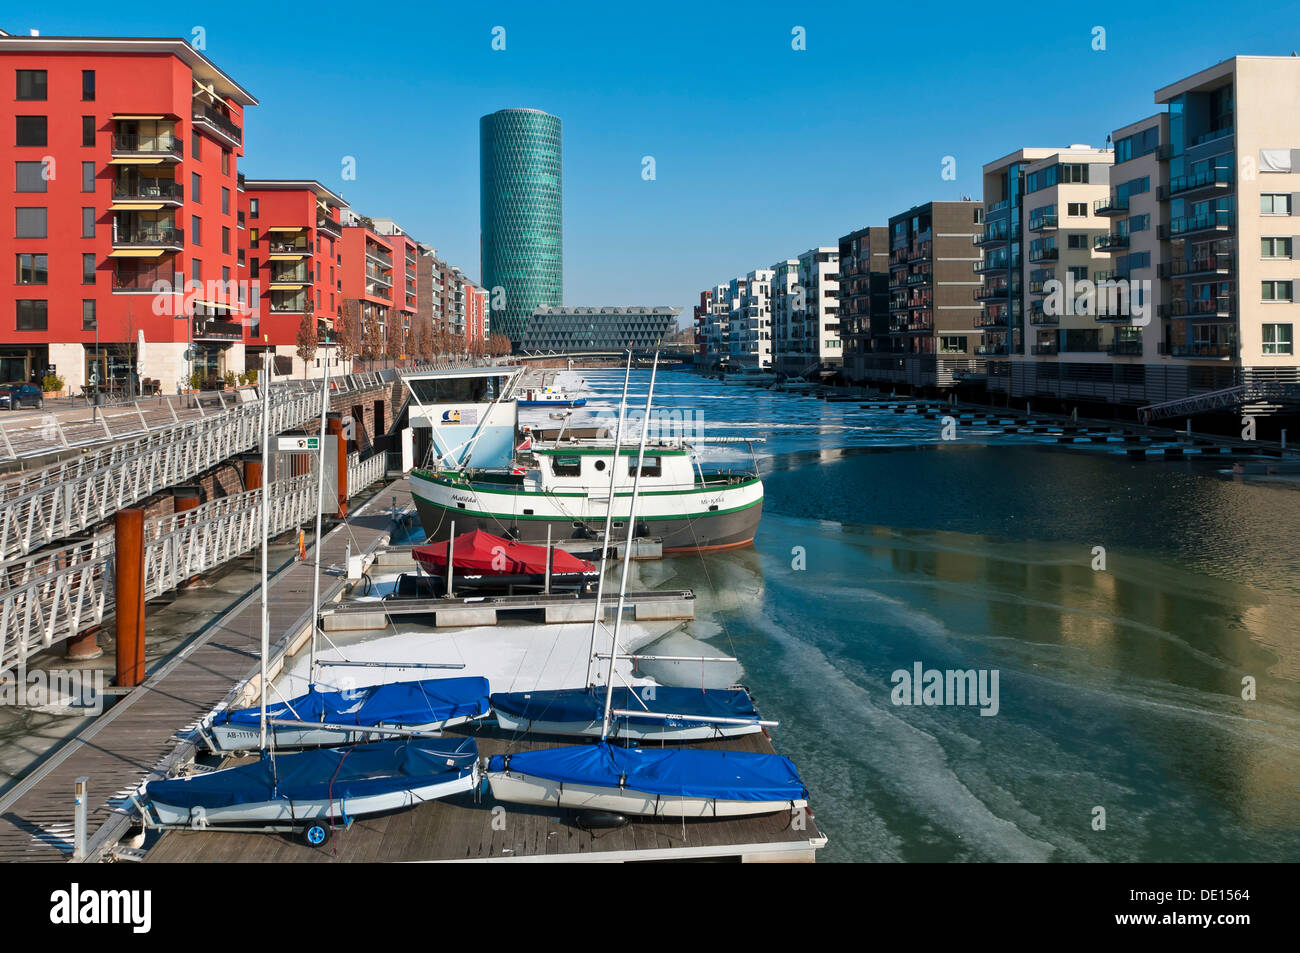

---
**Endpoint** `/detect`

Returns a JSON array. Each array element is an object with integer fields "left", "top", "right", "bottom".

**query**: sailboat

[
  {"left": 485, "top": 355, "right": 809, "bottom": 818},
  {"left": 146, "top": 358, "right": 478, "bottom": 836}
]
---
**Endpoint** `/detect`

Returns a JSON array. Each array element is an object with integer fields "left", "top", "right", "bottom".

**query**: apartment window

[
  {"left": 15, "top": 161, "right": 47, "bottom": 192},
  {"left": 222, "top": 266, "right": 230, "bottom": 284},
  {"left": 192, "top": 258, "right": 202, "bottom": 283},
  {"left": 249, "top": 227, "right": 259, "bottom": 248},
  {"left": 249, "top": 198, "right": 259, "bottom": 217},
  {"left": 16, "top": 116, "right": 46, "bottom": 147},
  {"left": 191, "top": 216, "right": 201, "bottom": 246},
  {"left": 1129, "top": 214, "right": 1150, "bottom": 233},
  {"left": 1263, "top": 323, "right": 1294, "bottom": 355},
  {"left": 1068, "top": 266, "right": 1088, "bottom": 282},
  {"left": 1261, "top": 237, "right": 1293, "bottom": 258},
  {"left": 16, "top": 69, "right": 46, "bottom": 100},
  {"left": 191, "top": 130, "right": 201, "bottom": 160},
  {"left": 82, "top": 208, "right": 95, "bottom": 238},
  {"left": 82, "top": 161, "right": 95, "bottom": 193},
  {"left": 191, "top": 172, "right": 201, "bottom": 204},
  {"left": 1067, "top": 203, "right": 1087, "bottom": 217},
  {"left": 939, "top": 336, "right": 967, "bottom": 354},
  {"left": 221, "top": 149, "right": 230, "bottom": 175},
  {"left": 17, "top": 300, "right": 47, "bottom": 331},
  {"left": 221, "top": 187, "right": 230, "bottom": 215},
  {"left": 81, "top": 70, "right": 95, "bottom": 101},
  {"left": 221, "top": 226, "right": 230, "bottom": 253},
  {"left": 16, "top": 253, "right": 48, "bottom": 284},
  {"left": 82, "top": 300, "right": 96, "bottom": 330},
  {"left": 250, "top": 258, "right": 259, "bottom": 279},
  {"left": 1261, "top": 280, "right": 1293, "bottom": 301},
  {"left": 82, "top": 253, "right": 96, "bottom": 284},
  {"left": 1067, "top": 234, "right": 1088, "bottom": 249},
  {"left": 1261, "top": 194, "right": 1292, "bottom": 215},
  {"left": 16, "top": 207, "right": 46, "bottom": 238}
]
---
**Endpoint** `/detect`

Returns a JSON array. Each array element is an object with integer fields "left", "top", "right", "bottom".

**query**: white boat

[
  {"left": 491, "top": 685, "right": 766, "bottom": 741},
  {"left": 727, "top": 368, "right": 779, "bottom": 386}
]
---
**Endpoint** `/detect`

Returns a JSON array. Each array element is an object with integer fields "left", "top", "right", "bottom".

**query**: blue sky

[{"left": 16, "top": 2, "right": 1300, "bottom": 325}]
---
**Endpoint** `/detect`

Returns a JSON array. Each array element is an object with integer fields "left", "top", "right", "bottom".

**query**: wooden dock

[
  {"left": 143, "top": 728, "right": 825, "bottom": 863},
  {"left": 0, "top": 480, "right": 410, "bottom": 863}
]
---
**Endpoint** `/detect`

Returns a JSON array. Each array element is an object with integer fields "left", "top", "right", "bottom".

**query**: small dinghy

[
  {"left": 486, "top": 742, "right": 807, "bottom": 818},
  {"left": 492, "top": 685, "right": 765, "bottom": 741},
  {"left": 413, "top": 529, "right": 598, "bottom": 591},
  {"left": 208, "top": 676, "right": 492, "bottom": 752},
  {"left": 146, "top": 737, "right": 479, "bottom": 827}
]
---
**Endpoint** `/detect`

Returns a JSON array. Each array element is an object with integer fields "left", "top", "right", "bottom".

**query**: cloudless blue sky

[{"left": 16, "top": 2, "right": 1300, "bottom": 325}]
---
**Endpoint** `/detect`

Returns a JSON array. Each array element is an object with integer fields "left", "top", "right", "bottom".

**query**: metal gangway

[
  {"left": 1138, "top": 378, "right": 1300, "bottom": 424},
  {"left": 0, "top": 450, "right": 387, "bottom": 675},
  {"left": 0, "top": 371, "right": 396, "bottom": 562}
]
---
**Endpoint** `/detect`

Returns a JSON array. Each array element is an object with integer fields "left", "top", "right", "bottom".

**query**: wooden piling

[{"left": 114, "top": 508, "right": 146, "bottom": 688}]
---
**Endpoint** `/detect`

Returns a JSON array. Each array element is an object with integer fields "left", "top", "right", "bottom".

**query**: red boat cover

[{"left": 413, "top": 529, "right": 596, "bottom": 576}]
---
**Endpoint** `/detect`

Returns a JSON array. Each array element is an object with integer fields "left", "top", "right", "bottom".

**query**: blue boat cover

[
  {"left": 491, "top": 686, "right": 759, "bottom": 729},
  {"left": 213, "top": 676, "right": 490, "bottom": 729},
  {"left": 488, "top": 743, "right": 806, "bottom": 802},
  {"left": 147, "top": 737, "right": 477, "bottom": 810}
]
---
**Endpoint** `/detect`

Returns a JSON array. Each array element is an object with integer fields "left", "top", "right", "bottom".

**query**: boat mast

[
  {"left": 307, "top": 348, "right": 331, "bottom": 682},
  {"left": 600, "top": 353, "right": 658, "bottom": 741},
  {"left": 258, "top": 361, "right": 272, "bottom": 751},
  {"left": 584, "top": 352, "right": 633, "bottom": 687}
]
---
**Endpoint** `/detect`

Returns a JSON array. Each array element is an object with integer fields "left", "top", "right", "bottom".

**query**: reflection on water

[{"left": 572, "top": 370, "right": 1300, "bottom": 862}]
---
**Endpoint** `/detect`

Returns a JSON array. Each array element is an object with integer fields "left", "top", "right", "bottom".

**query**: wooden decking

[
  {"left": 0, "top": 481, "right": 407, "bottom": 863},
  {"left": 143, "top": 728, "right": 825, "bottom": 863}
]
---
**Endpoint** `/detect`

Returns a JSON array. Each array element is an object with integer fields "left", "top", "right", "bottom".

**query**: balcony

[
  {"left": 1157, "top": 254, "right": 1233, "bottom": 279},
  {"left": 192, "top": 103, "right": 243, "bottom": 146},
  {"left": 112, "top": 221, "right": 184, "bottom": 251},
  {"left": 193, "top": 316, "right": 243, "bottom": 341},
  {"left": 1094, "top": 194, "right": 1129, "bottom": 216},
  {"left": 269, "top": 295, "right": 310, "bottom": 314},
  {"left": 1159, "top": 341, "right": 1237, "bottom": 359},
  {"left": 111, "top": 133, "right": 183, "bottom": 161},
  {"left": 1028, "top": 246, "right": 1059, "bottom": 263},
  {"left": 974, "top": 283, "right": 1011, "bottom": 302},
  {"left": 268, "top": 268, "right": 312, "bottom": 286},
  {"left": 1107, "top": 339, "right": 1144, "bottom": 356},
  {"left": 906, "top": 271, "right": 931, "bottom": 286},
  {"left": 316, "top": 216, "right": 342, "bottom": 238},
  {"left": 1158, "top": 210, "right": 1233, "bottom": 239},
  {"left": 1094, "top": 233, "right": 1129, "bottom": 251},
  {"left": 1031, "top": 341, "right": 1059, "bottom": 355},
  {"left": 977, "top": 343, "right": 1010, "bottom": 356},
  {"left": 267, "top": 240, "right": 310, "bottom": 256},
  {"left": 1028, "top": 213, "right": 1058, "bottom": 233},
  {"left": 112, "top": 178, "right": 183, "bottom": 205},
  {"left": 112, "top": 261, "right": 178, "bottom": 292},
  {"left": 1029, "top": 307, "right": 1059, "bottom": 326},
  {"left": 1158, "top": 297, "right": 1234, "bottom": 319},
  {"left": 1159, "top": 166, "right": 1233, "bottom": 201}
]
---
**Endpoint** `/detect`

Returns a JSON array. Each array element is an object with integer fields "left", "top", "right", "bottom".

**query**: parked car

[{"left": 0, "top": 383, "right": 44, "bottom": 409}]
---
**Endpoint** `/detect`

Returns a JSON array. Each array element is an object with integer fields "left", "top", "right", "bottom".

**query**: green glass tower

[{"left": 480, "top": 108, "right": 563, "bottom": 346}]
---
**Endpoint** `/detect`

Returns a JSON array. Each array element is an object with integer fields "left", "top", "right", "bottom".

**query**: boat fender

[{"left": 575, "top": 810, "right": 628, "bottom": 831}]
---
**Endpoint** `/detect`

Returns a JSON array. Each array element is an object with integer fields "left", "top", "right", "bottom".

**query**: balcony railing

[
  {"left": 1158, "top": 297, "right": 1234, "bottom": 319},
  {"left": 269, "top": 269, "right": 312, "bottom": 284},
  {"left": 113, "top": 179, "right": 183, "bottom": 203},
  {"left": 112, "top": 133, "right": 182, "bottom": 158},
  {"left": 1159, "top": 166, "right": 1233, "bottom": 200},
  {"left": 112, "top": 263, "right": 179, "bottom": 291},
  {"left": 1031, "top": 342, "right": 1059, "bottom": 355},
  {"left": 1094, "top": 195, "right": 1129, "bottom": 216},
  {"left": 112, "top": 223, "right": 184, "bottom": 248},
  {"left": 1095, "top": 233, "right": 1129, "bottom": 251},
  {"left": 1028, "top": 247, "right": 1059, "bottom": 263},
  {"left": 1107, "top": 339, "right": 1144, "bottom": 356},
  {"left": 1028, "top": 213, "right": 1058, "bottom": 232},
  {"left": 1158, "top": 210, "right": 1233, "bottom": 239},
  {"left": 317, "top": 216, "right": 342, "bottom": 237},
  {"left": 268, "top": 240, "right": 310, "bottom": 255},
  {"left": 192, "top": 103, "right": 242, "bottom": 144},
  {"left": 192, "top": 317, "right": 243, "bottom": 340},
  {"left": 1159, "top": 341, "right": 1237, "bottom": 359},
  {"left": 1157, "top": 254, "right": 1234, "bottom": 279}
]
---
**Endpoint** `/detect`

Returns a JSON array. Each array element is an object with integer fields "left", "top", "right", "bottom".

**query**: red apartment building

[
  {"left": 372, "top": 218, "right": 417, "bottom": 358},
  {"left": 1, "top": 34, "right": 254, "bottom": 393},
  {"left": 240, "top": 179, "right": 347, "bottom": 377},
  {"left": 339, "top": 215, "right": 396, "bottom": 360},
  {"left": 465, "top": 281, "right": 487, "bottom": 354}
]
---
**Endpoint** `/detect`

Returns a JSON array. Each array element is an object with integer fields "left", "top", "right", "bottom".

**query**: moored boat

[
  {"left": 208, "top": 676, "right": 492, "bottom": 752},
  {"left": 411, "top": 529, "right": 598, "bottom": 591},
  {"left": 491, "top": 685, "right": 764, "bottom": 741},
  {"left": 146, "top": 737, "right": 479, "bottom": 827}
]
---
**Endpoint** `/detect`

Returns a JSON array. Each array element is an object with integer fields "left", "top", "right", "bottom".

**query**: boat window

[
  {"left": 594, "top": 459, "right": 606, "bottom": 471},
  {"left": 552, "top": 455, "right": 582, "bottom": 477},
  {"left": 627, "top": 456, "right": 662, "bottom": 478}
]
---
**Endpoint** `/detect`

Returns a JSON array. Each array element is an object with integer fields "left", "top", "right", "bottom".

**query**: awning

[
  {"left": 265, "top": 225, "right": 306, "bottom": 232},
  {"left": 267, "top": 282, "right": 306, "bottom": 290},
  {"left": 108, "top": 249, "right": 166, "bottom": 258},
  {"left": 108, "top": 157, "right": 164, "bottom": 165},
  {"left": 268, "top": 253, "right": 307, "bottom": 260},
  {"left": 191, "top": 299, "right": 236, "bottom": 310},
  {"left": 109, "top": 202, "right": 165, "bottom": 210},
  {"left": 112, "top": 113, "right": 167, "bottom": 120}
]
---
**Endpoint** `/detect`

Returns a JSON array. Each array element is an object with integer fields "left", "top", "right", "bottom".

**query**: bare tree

[
  {"left": 295, "top": 311, "right": 318, "bottom": 378},
  {"left": 336, "top": 299, "right": 362, "bottom": 364}
]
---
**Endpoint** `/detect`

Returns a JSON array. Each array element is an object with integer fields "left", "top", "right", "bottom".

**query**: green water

[{"left": 586, "top": 371, "right": 1300, "bottom": 862}]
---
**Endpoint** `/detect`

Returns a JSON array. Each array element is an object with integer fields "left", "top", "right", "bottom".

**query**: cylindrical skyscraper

[{"left": 480, "top": 108, "right": 563, "bottom": 346}]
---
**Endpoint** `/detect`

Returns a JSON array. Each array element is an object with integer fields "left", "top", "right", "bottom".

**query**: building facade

[
  {"left": 519, "top": 306, "right": 679, "bottom": 352},
  {"left": 837, "top": 225, "right": 890, "bottom": 382},
  {"left": 3, "top": 34, "right": 255, "bottom": 393},
  {"left": 479, "top": 108, "right": 563, "bottom": 346}
]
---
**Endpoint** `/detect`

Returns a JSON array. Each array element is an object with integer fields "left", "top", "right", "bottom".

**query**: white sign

[{"left": 277, "top": 436, "right": 320, "bottom": 452}]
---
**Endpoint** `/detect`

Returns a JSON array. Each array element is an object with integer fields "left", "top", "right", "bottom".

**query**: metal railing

[{"left": 0, "top": 373, "right": 397, "bottom": 562}]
